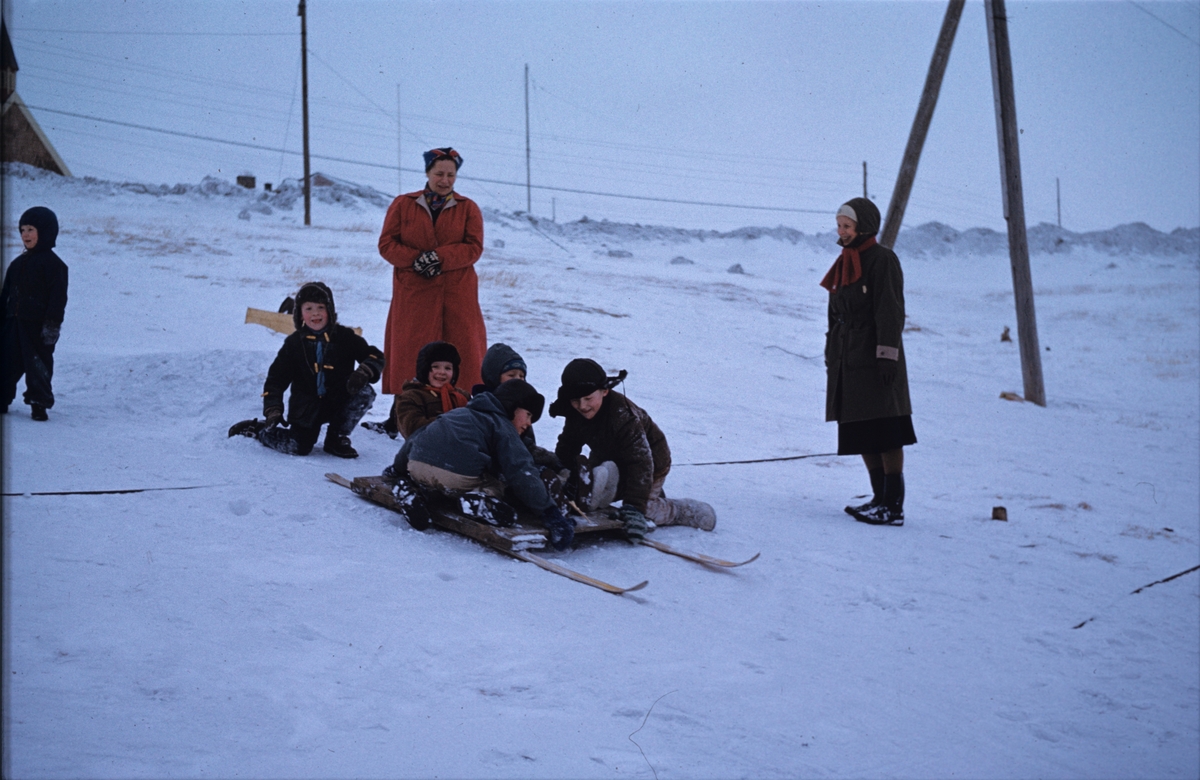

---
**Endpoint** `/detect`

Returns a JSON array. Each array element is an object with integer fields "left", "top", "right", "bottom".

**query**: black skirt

[{"left": 837, "top": 415, "right": 917, "bottom": 456}]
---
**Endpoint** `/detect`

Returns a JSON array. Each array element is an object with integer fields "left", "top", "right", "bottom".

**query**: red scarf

[
  {"left": 430, "top": 383, "right": 465, "bottom": 414},
  {"left": 820, "top": 236, "right": 876, "bottom": 292}
]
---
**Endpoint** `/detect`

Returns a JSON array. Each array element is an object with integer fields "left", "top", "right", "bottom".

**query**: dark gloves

[
  {"left": 413, "top": 250, "right": 442, "bottom": 278},
  {"left": 42, "top": 321, "right": 60, "bottom": 346},
  {"left": 346, "top": 365, "right": 373, "bottom": 394},
  {"left": 264, "top": 407, "right": 284, "bottom": 428},
  {"left": 543, "top": 505, "right": 575, "bottom": 551},
  {"left": 877, "top": 358, "right": 898, "bottom": 388},
  {"left": 619, "top": 505, "right": 650, "bottom": 541}
]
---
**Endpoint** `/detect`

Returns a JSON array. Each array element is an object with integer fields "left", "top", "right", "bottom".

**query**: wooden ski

[
  {"left": 326, "top": 473, "right": 649, "bottom": 594},
  {"left": 635, "top": 537, "right": 760, "bottom": 568}
]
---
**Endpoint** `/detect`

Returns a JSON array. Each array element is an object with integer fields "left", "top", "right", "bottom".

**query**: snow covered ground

[{"left": 3, "top": 164, "right": 1198, "bottom": 778}]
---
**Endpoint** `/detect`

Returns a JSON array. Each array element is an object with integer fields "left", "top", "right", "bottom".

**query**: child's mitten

[
  {"left": 346, "top": 365, "right": 373, "bottom": 393},
  {"left": 618, "top": 505, "right": 649, "bottom": 540},
  {"left": 42, "top": 321, "right": 60, "bottom": 346},
  {"left": 264, "top": 408, "right": 284, "bottom": 428},
  {"left": 413, "top": 250, "right": 442, "bottom": 278},
  {"left": 543, "top": 505, "right": 575, "bottom": 551}
]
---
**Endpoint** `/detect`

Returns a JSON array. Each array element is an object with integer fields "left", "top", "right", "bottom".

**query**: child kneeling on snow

[
  {"left": 549, "top": 358, "right": 716, "bottom": 538},
  {"left": 388, "top": 379, "right": 574, "bottom": 550},
  {"left": 229, "top": 281, "right": 383, "bottom": 458},
  {"left": 394, "top": 340, "right": 469, "bottom": 438}
]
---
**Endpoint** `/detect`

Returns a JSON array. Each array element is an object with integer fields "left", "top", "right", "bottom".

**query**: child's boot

[
  {"left": 323, "top": 433, "right": 358, "bottom": 459},
  {"left": 31, "top": 403, "right": 48, "bottom": 421},
  {"left": 576, "top": 459, "right": 619, "bottom": 512},
  {"left": 458, "top": 492, "right": 518, "bottom": 527},
  {"left": 667, "top": 498, "right": 717, "bottom": 531},
  {"left": 228, "top": 418, "right": 265, "bottom": 438},
  {"left": 391, "top": 478, "right": 432, "bottom": 530}
]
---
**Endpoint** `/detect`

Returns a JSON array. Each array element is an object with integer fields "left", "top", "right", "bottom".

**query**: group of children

[{"left": 228, "top": 280, "right": 716, "bottom": 549}]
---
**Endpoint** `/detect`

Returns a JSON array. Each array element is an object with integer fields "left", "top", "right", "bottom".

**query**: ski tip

[
  {"left": 623, "top": 579, "right": 650, "bottom": 594},
  {"left": 325, "top": 473, "right": 352, "bottom": 488}
]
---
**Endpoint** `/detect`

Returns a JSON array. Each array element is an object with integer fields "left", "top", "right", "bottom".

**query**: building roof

[{"left": 2, "top": 21, "right": 17, "bottom": 73}]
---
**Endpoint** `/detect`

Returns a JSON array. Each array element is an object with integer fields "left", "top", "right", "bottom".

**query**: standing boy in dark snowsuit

[
  {"left": 229, "top": 282, "right": 384, "bottom": 458},
  {"left": 2, "top": 207, "right": 69, "bottom": 421}
]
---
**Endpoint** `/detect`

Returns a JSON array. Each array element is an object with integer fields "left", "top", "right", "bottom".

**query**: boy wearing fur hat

[
  {"left": 549, "top": 358, "right": 716, "bottom": 538},
  {"left": 229, "top": 282, "right": 384, "bottom": 458},
  {"left": 2, "top": 207, "right": 69, "bottom": 421},
  {"left": 390, "top": 379, "right": 574, "bottom": 550},
  {"left": 394, "top": 340, "right": 469, "bottom": 438}
]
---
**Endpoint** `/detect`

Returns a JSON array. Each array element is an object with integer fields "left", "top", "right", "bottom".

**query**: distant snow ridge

[
  {"left": 486, "top": 206, "right": 1198, "bottom": 259},
  {"left": 2, "top": 163, "right": 392, "bottom": 213},
  {"left": 894, "top": 220, "right": 1200, "bottom": 259},
  {"left": 5, "top": 163, "right": 1196, "bottom": 258}
]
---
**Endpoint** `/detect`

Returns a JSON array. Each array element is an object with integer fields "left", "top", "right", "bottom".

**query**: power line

[
  {"left": 14, "top": 28, "right": 293, "bottom": 37},
  {"left": 1125, "top": 1, "right": 1200, "bottom": 47},
  {"left": 27, "top": 104, "right": 831, "bottom": 214}
]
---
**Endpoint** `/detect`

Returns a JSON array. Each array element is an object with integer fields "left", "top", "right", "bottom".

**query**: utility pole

[
  {"left": 862, "top": 161, "right": 868, "bottom": 199},
  {"left": 298, "top": 0, "right": 311, "bottom": 226},
  {"left": 880, "top": 0, "right": 964, "bottom": 248},
  {"left": 524, "top": 64, "right": 532, "bottom": 214},
  {"left": 986, "top": 0, "right": 1045, "bottom": 406}
]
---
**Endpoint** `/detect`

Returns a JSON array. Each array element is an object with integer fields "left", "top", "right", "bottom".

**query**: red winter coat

[{"left": 378, "top": 191, "right": 486, "bottom": 393}]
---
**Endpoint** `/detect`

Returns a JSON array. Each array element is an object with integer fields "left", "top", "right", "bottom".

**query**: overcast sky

[{"left": 5, "top": 1, "right": 1198, "bottom": 233}]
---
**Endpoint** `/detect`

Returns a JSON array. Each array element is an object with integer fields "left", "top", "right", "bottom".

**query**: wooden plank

[
  {"left": 245, "top": 307, "right": 362, "bottom": 336},
  {"left": 509, "top": 550, "right": 649, "bottom": 595}
]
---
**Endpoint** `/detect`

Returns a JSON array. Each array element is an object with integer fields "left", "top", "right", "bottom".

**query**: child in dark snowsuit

[
  {"left": 549, "top": 358, "right": 716, "bottom": 539},
  {"left": 229, "top": 282, "right": 383, "bottom": 458},
  {"left": 389, "top": 379, "right": 574, "bottom": 549},
  {"left": 1, "top": 207, "right": 69, "bottom": 421},
  {"left": 393, "top": 341, "right": 470, "bottom": 438}
]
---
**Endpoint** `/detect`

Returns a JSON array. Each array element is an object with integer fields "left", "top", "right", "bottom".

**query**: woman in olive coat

[{"left": 822, "top": 197, "right": 915, "bottom": 526}]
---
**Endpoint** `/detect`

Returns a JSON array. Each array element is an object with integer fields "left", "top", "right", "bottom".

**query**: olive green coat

[{"left": 824, "top": 242, "right": 912, "bottom": 423}]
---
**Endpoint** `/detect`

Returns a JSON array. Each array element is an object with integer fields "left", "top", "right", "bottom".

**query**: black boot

[
  {"left": 392, "top": 477, "right": 433, "bottom": 530},
  {"left": 31, "top": 403, "right": 48, "bottom": 421},
  {"left": 323, "top": 434, "right": 359, "bottom": 459},
  {"left": 457, "top": 492, "right": 518, "bottom": 527},
  {"left": 845, "top": 468, "right": 885, "bottom": 517},
  {"left": 228, "top": 418, "right": 264, "bottom": 438},
  {"left": 852, "top": 473, "right": 904, "bottom": 526}
]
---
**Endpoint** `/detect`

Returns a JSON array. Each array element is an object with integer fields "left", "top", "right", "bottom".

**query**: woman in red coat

[{"left": 378, "top": 147, "right": 487, "bottom": 408}]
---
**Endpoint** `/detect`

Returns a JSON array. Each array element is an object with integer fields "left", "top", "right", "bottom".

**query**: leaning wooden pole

[
  {"left": 986, "top": 0, "right": 1045, "bottom": 406},
  {"left": 880, "top": 0, "right": 964, "bottom": 249}
]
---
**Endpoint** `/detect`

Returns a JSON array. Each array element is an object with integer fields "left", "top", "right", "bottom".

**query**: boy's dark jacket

[
  {"left": 394, "top": 392, "right": 552, "bottom": 513},
  {"left": 551, "top": 390, "right": 670, "bottom": 513},
  {"left": 1, "top": 249, "right": 68, "bottom": 324},
  {"left": 263, "top": 325, "right": 384, "bottom": 429}
]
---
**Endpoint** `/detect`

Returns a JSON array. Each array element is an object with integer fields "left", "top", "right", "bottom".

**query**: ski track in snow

[{"left": 3, "top": 166, "right": 1198, "bottom": 779}]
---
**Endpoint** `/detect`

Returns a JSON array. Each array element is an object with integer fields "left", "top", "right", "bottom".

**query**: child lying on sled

[
  {"left": 549, "top": 358, "right": 716, "bottom": 539},
  {"left": 388, "top": 379, "right": 574, "bottom": 550}
]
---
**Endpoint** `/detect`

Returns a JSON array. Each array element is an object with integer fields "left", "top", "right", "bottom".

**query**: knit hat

[
  {"left": 416, "top": 341, "right": 461, "bottom": 385},
  {"left": 19, "top": 206, "right": 59, "bottom": 250},
  {"left": 480, "top": 343, "right": 527, "bottom": 390},
  {"left": 292, "top": 281, "right": 337, "bottom": 330},
  {"left": 838, "top": 197, "right": 881, "bottom": 237},
  {"left": 423, "top": 147, "right": 463, "bottom": 171},
  {"left": 492, "top": 378, "right": 544, "bottom": 423}
]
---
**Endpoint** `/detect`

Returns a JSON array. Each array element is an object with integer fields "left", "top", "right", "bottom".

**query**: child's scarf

[
  {"left": 820, "top": 236, "right": 877, "bottom": 292},
  {"left": 314, "top": 337, "right": 327, "bottom": 397},
  {"left": 430, "top": 382, "right": 464, "bottom": 414}
]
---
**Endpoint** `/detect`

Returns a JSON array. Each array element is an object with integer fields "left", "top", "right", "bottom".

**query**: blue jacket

[{"left": 394, "top": 392, "right": 552, "bottom": 512}]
